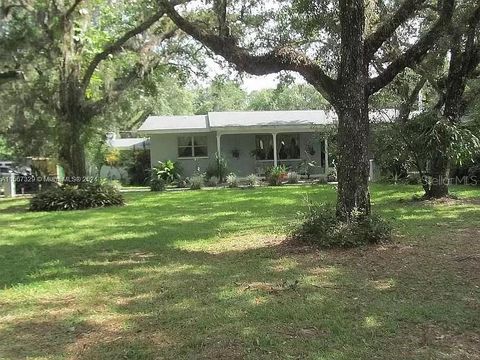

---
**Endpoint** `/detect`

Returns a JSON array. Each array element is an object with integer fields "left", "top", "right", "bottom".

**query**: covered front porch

[{"left": 216, "top": 131, "right": 330, "bottom": 177}]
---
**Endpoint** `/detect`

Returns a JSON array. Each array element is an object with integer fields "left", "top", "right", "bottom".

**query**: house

[
  {"left": 138, "top": 110, "right": 337, "bottom": 177},
  {"left": 138, "top": 109, "right": 399, "bottom": 178}
]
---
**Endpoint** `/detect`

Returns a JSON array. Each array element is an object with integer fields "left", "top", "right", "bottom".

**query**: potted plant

[{"left": 266, "top": 165, "right": 288, "bottom": 186}]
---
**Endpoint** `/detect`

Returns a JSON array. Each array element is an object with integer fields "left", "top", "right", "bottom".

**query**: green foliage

[
  {"left": 245, "top": 174, "right": 259, "bottom": 188},
  {"left": 371, "top": 123, "right": 411, "bottom": 180},
  {"left": 205, "top": 153, "right": 228, "bottom": 182},
  {"left": 247, "top": 84, "right": 328, "bottom": 111},
  {"left": 176, "top": 179, "right": 188, "bottom": 188},
  {"left": 287, "top": 172, "right": 301, "bottom": 184},
  {"left": 299, "top": 159, "right": 317, "bottom": 179},
  {"left": 293, "top": 203, "right": 392, "bottom": 248},
  {"left": 468, "top": 164, "right": 480, "bottom": 185},
  {"left": 266, "top": 165, "right": 288, "bottom": 186},
  {"left": 194, "top": 77, "right": 247, "bottom": 114},
  {"left": 226, "top": 173, "right": 239, "bottom": 188},
  {"left": 0, "top": 136, "right": 13, "bottom": 159},
  {"left": 404, "top": 111, "right": 480, "bottom": 169},
  {"left": 123, "top": 149, "right": 151, "bottom": 186},
  {"left": 326, "top": 168, "right": 337, "bottom": 182},
  {"left": 189, "top": 175, "right": 204, "bottom": 190},
  {"left": 206, "top": 176, "right": 219, "bottom": 187},
  {"left": 29, "top": 181, "right": 124, "bottom": 212},
  {"left": 150, "top": 177, "right": 166, "bottom": 192},
  {"left": 152, "top": 160, "right": 183, "bottom": 184}
]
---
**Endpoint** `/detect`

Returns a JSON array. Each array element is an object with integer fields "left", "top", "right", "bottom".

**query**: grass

[{"left": 0, "top": 184, "right": 479, "bottom": 359}]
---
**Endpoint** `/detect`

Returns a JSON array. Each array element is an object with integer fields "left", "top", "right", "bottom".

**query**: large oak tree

[
  {"left": 160, "top": 0, "right": 455, "bottom": 219},
  {"left": 1, "top": 0, "right": 183, "bottom": 177}
]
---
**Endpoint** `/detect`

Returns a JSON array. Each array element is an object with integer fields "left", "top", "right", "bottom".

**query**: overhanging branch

[
  {"left": 81, "top": 12, "right": 165, "bottom": 91},
  {"left": 365, "top": 0, "right": 428, "bottom": 60},
  {"left": 367, "top": 0, "right": 455, "bottom": 96},
  {"left": 81, "top": 1, "right": 186, "bottom": 93},
  {"left": 160, "top": 0, "right": 337, "bottom": 102},
  {"left": 64, "top": 0, "right": 84, "bottom": 20}
]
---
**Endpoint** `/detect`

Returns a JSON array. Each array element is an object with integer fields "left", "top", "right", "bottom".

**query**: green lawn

[{"left": 1, "top": 184, "right": 479, "bottom": 359}]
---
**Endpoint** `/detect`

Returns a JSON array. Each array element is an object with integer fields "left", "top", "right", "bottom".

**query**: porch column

[
  {"left": 216, "top": 132, "right": 222, "bottom": 155},
  {"left": 272, "top": 133, "right": 278, "bottom": 167},
  {"left": 324, "top": 138, "right": 329, "bottom": 174}
]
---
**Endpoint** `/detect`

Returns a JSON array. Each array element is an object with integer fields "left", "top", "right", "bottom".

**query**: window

[
  {"left": 278, "top": 134, "right": 300, "bottom": 160},
  {"left": 178, "top": 136, "right": 208, "bottom": 158},
  {"left": 254, "top": 135, "right": 274, "bottom": 160}
]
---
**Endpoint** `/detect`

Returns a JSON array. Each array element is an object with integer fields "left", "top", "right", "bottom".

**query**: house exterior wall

[
  {"left": 150, "top": 132, "right": 217, "bottom": 176},
  {"left": 149, "top": 131, "right": 327, "bottom": 178},
  {"left": 220, "top": 134, "right": 256, "bottom": 176}
]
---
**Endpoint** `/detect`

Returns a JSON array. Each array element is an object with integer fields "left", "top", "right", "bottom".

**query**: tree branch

[
  {"left": 364, "top": 0, "right": 428, "bottom": 60},
  {"left": 367, "top": 0, "right": 455, "bottom": 95},
  {"left": 398, "top": 77, "right": 426, "bottom": 121},
  {"left": 81, "top": 1, "right": 185, "bottom": 92},
  {"left": 214, "top": 0, "right": 227, "bottom": 36},
  {"left": 64, "top": 0, "right": 84, "bottom": 20},
  {"left": 160, "top": 0, "right": 337, "bottom": 102}
]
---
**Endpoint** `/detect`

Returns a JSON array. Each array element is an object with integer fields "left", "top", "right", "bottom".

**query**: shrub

[
  {"left": 245, "top": 174, "right": 259, "bottom": 187},
  {"left": 124, "top": 149, "right": 151, "bottom": 185},
  {"left": 205, "top": 153, "right": 228, "bottom": 182},
  {"left": 226, "top": 173, "right": 239, "bottom": 188},
  {"left": 266, "top": 165, "right": 287, "bottom": 186},
  {"left": 150, "top": 177, "right": 166, "bottom": 192},
  {"left": 189, "top": 175, "right": 204, "bottom": 190},
  {"left": 287, "top": 172, "right": 301, "bottom": 184},
  {"left": 151, "top": 160, "right": 183, "bottom": 184},
  {"left": 468, "top": 164, "right": 480, "bottom": 184},
  {"left": 326, "top": 169, "right": 337, "bottom": 182},
  {"left": 176, "top": 179, "right": 188, "bottom": 188},
  {"left": 292, "top": 203, "right": 392, "bottom": 248},
  {"left": 30, "top": 181, "right": 124, "bottom": 211},
  {"left": 206, "top": 176, "right": 219, "bottom": 187},
  {"left": 405, "top": 173, "right": 422, "bottom": 185},
  {"left": 317, "top": 176, "right": 328, "bottom": 184}
]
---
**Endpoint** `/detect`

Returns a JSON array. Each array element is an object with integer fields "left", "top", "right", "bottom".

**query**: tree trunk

[
  {"left": 335, "top": 100, "right": 371, "bottom": 220},
  {"left": 426, "top": 150, "right": 449, "bottom": 198},
  {"left": 335, "top": 0, "right": 371, "bottom": 220},
  {"left": 58, "top": 111, "right": 88, "bottom": 179}
]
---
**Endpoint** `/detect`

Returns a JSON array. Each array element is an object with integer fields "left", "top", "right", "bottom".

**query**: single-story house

[
  {"left": 138, "top": 110, "right": 338, "bottom": 177},
  {"left": 138, "top": 109, "right": 398, "bottom": 178}
]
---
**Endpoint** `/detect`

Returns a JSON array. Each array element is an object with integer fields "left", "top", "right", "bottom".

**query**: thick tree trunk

[
  {"left": 58, "top": 111, "right": 88, "bottom": 179},
  {"left": 335, "top": 0, "right": 370, "bottom": 220},
  {"left": 426, "top": 150, "right": 449, "bottom": 198},
  {"left": 335, "top": 100, "right": 371, "bottom": 220}
]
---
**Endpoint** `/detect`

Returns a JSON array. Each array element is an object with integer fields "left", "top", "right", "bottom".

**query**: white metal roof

[
  {"left": 138, "top": 115, "right": 209, "bottom": 133},
  {"left": 107, "top": 138, "right": 149, "bottom": 150},
  {"left": 138, "top": 111, "right": 336, "bottom": 133},
  {"left": 208, "top": 110, "right": 335, "bottom": 128}
]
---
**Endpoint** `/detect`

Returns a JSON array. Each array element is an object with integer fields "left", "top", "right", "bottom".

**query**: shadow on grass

[{"left": 1, "top": 186, "right": 479, "bottom": 359}]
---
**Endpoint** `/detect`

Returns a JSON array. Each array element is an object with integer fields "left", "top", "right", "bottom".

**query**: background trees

[{"left": 0, "top": 0, "right": 190, "bottom": 177}]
